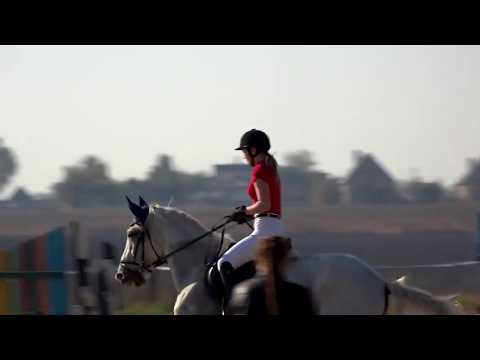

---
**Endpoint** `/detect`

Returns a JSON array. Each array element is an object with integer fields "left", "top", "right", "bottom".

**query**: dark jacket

[{"left": 228, "top": 276, "right": 316, "bottom": 315}]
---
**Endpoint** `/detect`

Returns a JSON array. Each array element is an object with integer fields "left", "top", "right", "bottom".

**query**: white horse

[{"left": 115, "top": 200, "right": 462, "bottom": 315}]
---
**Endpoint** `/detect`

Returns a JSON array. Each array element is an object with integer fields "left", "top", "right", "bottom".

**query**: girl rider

[{"left": 215, "top": 129, "right": 288, "bottom": 303}]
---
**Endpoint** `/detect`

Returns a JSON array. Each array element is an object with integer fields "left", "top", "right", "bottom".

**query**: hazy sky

[{"left": 1, "top": 45, "right": 479, "bottom": 197}]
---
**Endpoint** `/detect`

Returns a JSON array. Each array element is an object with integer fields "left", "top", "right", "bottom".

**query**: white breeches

[{"left": 217, "top": 217, "right": 287, "bottom": 271}]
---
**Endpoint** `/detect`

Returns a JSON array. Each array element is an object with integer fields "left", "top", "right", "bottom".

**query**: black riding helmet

[{"left": 235, "top": 129, "right": 271, "bottom": 153}]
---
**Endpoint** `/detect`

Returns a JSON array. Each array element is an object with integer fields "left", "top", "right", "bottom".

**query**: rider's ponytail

[
  {"left": 255, "top": 236, "right": 291, "bottom": 315},
  {"left": 264, "top": 152, "right": 279, "bottom": 178}
]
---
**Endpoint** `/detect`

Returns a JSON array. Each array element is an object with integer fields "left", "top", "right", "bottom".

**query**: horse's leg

[
  {"left": 174, "top": 282, "right": 221, "bottom": 315},
  {"left": 174, "top": 283, "right": 194, "bottom": 315}
]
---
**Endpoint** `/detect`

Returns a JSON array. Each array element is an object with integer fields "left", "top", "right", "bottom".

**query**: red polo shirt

[{"left": 247, "top": 160, "right": 282, "bottom": 216}]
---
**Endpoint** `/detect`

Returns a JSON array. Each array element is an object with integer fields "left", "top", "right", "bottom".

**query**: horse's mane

[
  {"left": 388, "top": 281, "right": 461, "bottom": 314},
  {"left": 150, "top": 204, "right": 236, "bottom": 250}
]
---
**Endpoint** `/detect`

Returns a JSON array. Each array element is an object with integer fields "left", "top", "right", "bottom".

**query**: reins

[{"left": 120, "top": 215, "right": 253, "bottom": 273}]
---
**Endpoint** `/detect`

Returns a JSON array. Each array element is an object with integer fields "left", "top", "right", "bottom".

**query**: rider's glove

[{"left": 229, "top": 206, "right": 252, "bottom": 224}]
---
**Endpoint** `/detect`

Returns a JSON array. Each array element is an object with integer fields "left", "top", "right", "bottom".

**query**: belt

[{"left": 254, "top": 213, "right": 281, "bottom": 219}]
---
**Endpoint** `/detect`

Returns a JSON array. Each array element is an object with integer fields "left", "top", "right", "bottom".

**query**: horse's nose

[{"left": 115, "top": 272, "right": 124, "bottom": 281}]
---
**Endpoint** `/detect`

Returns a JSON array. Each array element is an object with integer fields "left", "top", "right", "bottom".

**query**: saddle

[
  {"left": 205, "top": 237, "right": 299, "bottom": 307},
  {"left": 205, "top": 261, "right": 256, "bottom": 301}
]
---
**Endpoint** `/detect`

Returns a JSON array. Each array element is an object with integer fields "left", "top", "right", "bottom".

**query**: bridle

[
  {"left": 120, "top": 215, "right": 245, "bottom": 274},
  {"left": 120, "top": 220, "right": 163, "bottom": 273}
]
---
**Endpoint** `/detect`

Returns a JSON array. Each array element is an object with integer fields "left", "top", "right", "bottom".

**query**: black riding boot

[{"left": 219, "top": 262, "right": 235, "bottom": 314}]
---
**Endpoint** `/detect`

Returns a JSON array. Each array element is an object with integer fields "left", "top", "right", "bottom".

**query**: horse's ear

[
  {"left": 126, "top": 195, "right": 138, "bottom": 213},
  {"left": 126, "top": 196, "right": 149, "bottom": 224},
  {"left": 139, "top": 195, "right": 148, "bottom": 208}
]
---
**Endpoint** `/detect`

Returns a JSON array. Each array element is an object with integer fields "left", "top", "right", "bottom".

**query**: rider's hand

[{"left": 230, "top": 206, "right": 252, "bottom": 224}]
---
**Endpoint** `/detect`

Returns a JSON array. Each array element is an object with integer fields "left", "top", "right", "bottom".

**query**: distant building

[
  {"left": 0, "top": 187, "right": 65, "bottom": 209},
  {"left": 310, "top": 173, "right": 342, "bottom": 206},
  {"left": 455, "top": 158, "right": 480, "bottom": 201},
  {"left": 209, "top": 162, "right": 319, "bottom": 206},
  {"left": 210, "top": 163, "right": 251, "bottom": 205},
  {"left": 344, "top": 151, "right": 400, "bottom": 204},
  {"left": 279, "top": 166, "right": 315, "bottom": 205},
  {"left": 11, "top": 187, "right": 34, "bottom": 204},
  {"left": 402, "top": 179, "right": 446, "bottom": 203}
]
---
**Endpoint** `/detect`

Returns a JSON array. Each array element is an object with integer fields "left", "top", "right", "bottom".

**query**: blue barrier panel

[{"left": 47, "top": 228, "right": 67, "bottom": 314}]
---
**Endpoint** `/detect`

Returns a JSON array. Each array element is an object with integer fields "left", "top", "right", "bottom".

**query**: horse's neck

[{"left": 152, "top": 208, "right": 221, "bottom": 292}]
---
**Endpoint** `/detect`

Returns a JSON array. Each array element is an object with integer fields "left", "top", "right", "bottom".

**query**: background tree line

[{"left": 0, "top": 137, "right": 449, "bottom": 208}]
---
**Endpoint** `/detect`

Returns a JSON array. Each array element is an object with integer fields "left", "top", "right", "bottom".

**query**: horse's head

[{"left": 115, "top": 196, "right": 165, "bottom": 287}]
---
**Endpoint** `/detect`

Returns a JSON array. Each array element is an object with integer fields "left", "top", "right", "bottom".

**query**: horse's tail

[
  {"left": 386, "top": 276, "right": 463, "bottom": 315},
  {"left": 256, "top": 236, "right": 291, "bottom": 315}
]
